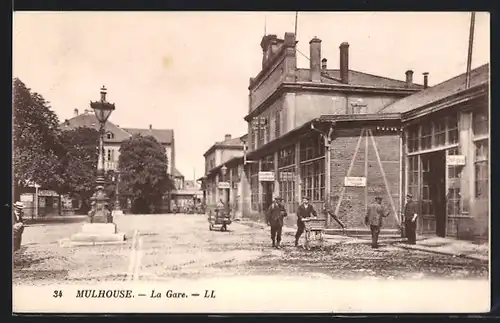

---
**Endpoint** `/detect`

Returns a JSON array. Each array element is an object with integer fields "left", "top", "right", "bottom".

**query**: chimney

[
  {"left": 405, "top": 70, "right": 414, "bottom": 87},
  {"left": 309, "top": 37, "right": 322, "bottom": 82},
  {"left": 73, "top": 108, "right": 79, "bottom": 116},
  {"left": 423, "top": 72, "right": 429, "bottom": 89},
  {"left": 339, "top": 42, "right": 350, "bottom": 84},
  {"left": 321, "top": 58, "right": 327, "bottom": 70},
  {"left": 149, "top": 124, "right": 152, "bottom": 130},
  {"left": 224, "top": 134, "right": 232, "bottom": 141}
]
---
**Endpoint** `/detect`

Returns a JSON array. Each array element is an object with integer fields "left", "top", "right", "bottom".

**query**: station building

[
  {"left": 200, "top": 32, "right": 489, "bottom": 240},
  {"left": 239, "top": 32, "right": 423, "bottom": 229}
]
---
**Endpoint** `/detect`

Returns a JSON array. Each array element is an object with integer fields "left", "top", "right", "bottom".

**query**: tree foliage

[
  {"left": 58, "top": 127, "right": 100, "bottom": 209},
  {"left": 13, "top": 78, "right": 63, "bottom": 198},
  {"left": 118, "top": 134, "right": 172, "bottom": 214}
]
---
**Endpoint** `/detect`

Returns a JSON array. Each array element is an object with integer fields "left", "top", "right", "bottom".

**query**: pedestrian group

[{"left": 264, "top": 193, "right": 419, "bottom": 249}]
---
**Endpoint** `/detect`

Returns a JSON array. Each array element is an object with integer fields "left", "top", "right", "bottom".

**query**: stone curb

[{"left": 394, "top": 243, "right": 489, "bottom": 263}]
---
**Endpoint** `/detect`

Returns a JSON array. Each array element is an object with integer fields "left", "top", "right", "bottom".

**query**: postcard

[{"left": 12, "top": 11, "right": 490, "bottom": 314}]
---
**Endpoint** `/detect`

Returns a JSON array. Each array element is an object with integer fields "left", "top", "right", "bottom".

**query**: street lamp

[{"left": 89, "top": 86, "right": 116, "bottom": 223}]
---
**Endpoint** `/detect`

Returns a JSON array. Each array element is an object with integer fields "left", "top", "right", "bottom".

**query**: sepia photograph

[{"left": 12, "top": 11, "right": 490, "bottom": 313}]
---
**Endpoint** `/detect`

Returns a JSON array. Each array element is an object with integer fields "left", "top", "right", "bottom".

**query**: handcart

[
  {"left": 208, "top": 209, "right": 232, "bottom": 232},
  {"left": 302, "top": 217, "right": 326, "bottom": 250}
]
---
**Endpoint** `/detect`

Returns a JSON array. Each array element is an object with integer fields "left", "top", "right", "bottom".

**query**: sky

[{"left": 13, "top": 12, "right": 490, "bottom": 180}]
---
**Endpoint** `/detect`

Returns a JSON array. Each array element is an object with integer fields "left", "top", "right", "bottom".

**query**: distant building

[
  {"left": 171, "top": 178, "right": 203, "bottom": 211},
  {"left": 61, "top": 109, "right": 176, "bottom": 174},
  {"left": 199, "top": 134, "right": 247, "bottom": 218},
  {"left": 59, "top": 109, "right": 177, "bottom": 213}
]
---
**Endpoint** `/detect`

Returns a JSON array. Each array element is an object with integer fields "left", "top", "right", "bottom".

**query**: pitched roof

[
  {"left": 60, "top": 113, "right": 131, "bottom": 143},
  {"left": 216, "top": 136, "right": 245, "bottom": 147},
  {"left": 378, "top": 63, "right": 489, "bottom": 114},
  {"left": 296, "top": 68, "right": 425, "bottom": 89},
  {"left": 60, "top": 113, "right": 175, "bottom": 145},
  {"left": 171, "top": 166, "right": 184, "bottom": 178},
  {"left": 203, "top": 134, "right": 246, "bottom": 157},
  {"left": 122, "top": 128, "right": 174, "bottom": 145}
]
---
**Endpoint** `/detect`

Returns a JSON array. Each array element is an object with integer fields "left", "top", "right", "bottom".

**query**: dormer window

[{"left": 106, "top": 132, "right": 114, "bottom": 139}]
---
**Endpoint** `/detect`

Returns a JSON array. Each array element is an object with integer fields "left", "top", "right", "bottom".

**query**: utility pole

[
  {"left": 465, "top": 12, "right": 476, "bottom": 89},
  {"left": 294, "top": 12, "right": 298, "bottom": 38}
]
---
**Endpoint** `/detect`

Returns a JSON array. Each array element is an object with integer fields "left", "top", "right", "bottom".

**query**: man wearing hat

[
  {"left": 266, "top": 196, "right": 287, "bottom": 248},
  {"left": 403, "top": 193, "right": 418, "bottom": 245},
  {"left": 365, "top": 196, "right": 390, "bottom": 249},
  {"left": 295, "top": 196, "right": 318, "bottom": 247},
  {"left": 13, "top": 201, "right": 25, "bottom": 252}
]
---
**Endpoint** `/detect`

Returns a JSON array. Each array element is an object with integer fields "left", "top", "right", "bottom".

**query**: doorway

[
  {"left": 423, "top": 151, "right": 447, "bottom": 237},
  {"left": 262, "top": 182, "right": 274, "bottom": 211}
]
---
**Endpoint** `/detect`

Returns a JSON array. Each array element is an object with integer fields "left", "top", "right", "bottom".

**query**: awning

[{"left": 246, "top": 113, "right": 402, "bottom": 160}]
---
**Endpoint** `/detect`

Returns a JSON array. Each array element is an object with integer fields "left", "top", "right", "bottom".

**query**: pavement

[
  {"left": 238, "top": 219, "right": 489, "bottom": 263},
  {"left": 13, "top": 214, "right": 488, "bottom": 286}
]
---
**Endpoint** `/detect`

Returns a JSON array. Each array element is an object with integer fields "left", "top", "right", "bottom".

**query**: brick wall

[{"left": 330, "top": 128, "right": 401, "bottom": 229}]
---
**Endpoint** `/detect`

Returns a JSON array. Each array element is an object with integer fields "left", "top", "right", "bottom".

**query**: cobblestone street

[{"left": 13, "top": 214, "right": 488, "bottom": 286}]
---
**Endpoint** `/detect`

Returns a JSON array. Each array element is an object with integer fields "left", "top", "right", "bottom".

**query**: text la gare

[{"left": 150, "top": 289, "right": 216, "bottom": 298}]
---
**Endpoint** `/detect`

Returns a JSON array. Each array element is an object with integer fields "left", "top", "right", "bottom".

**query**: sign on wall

[
  {"left": 446, "top": 155, "right": 466, "bottom": 166},
  {"left": 218, "top": 182, "right": 231, "bottom": 189},
  {"left": 258, "top": 171, "right": 275, "bottom": 182},
  {"left": 344, "top": 176, "right": 367, "bottom": 187},
  {"left": 279, "top": 171, "right": 294, "bottom": 181},
  {"left": 20, "top": 194, "right": 34, "bottom": 202},
  {"left": 39, "top": 190, "right": 59, "bottom": 197}
]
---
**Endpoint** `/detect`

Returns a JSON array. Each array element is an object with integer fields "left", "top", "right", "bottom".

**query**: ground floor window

[
  {"left": 249, "top": 164, "right": 259, "bottom": 211},
  {"left": 407, "top": 155, "right": 419, "bottom": 199},
  {"left": 300, "top": 158, "right": 325, "bottom": 202},
  {"left": 447, "top": 147, "right": 462, "bottom": 216},
  {"left": 420, "top": 155, "right": 433, "bottom": 217},
  {"left": 278, "top": 166, "right": 296, "bottom": 213},
  {"left": 475, "top": 139, "right": 489, "bottom": 199}
]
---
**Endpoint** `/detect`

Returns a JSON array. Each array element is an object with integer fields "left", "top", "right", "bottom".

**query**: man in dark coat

[
  {"left": 403, "top": 193, "right": 418, "bottom": 245},
  {"left": 266, "top": 196, "right": 287, "bottom": 248},
  {"left": 13, "top": 201, "right": 25, "bottom": 252},
  {"left": 365, "top": 196, "right": 389, "bottom": 249},
  {"left": 295, "top": 196, "right": 317, "bottom": 247}
]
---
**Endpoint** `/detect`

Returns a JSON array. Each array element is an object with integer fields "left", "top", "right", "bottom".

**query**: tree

[
  {"left": 58, "top": 127, "right": 100, "bottom": 212},
  {"left": 13, "top": 78, "right": 63, "bottom": 200},
  {"left": 118, "top": 134, "right": 172, "bottom": 214}
]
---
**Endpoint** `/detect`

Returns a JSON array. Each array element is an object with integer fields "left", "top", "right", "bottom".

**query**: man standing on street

[
  {"left": 365, "top": 196, "right": 389, "bottom": 249},
  {"left": 13, "top": 201, "right": 25, "bottom": 252},
  {"left": 403, "top": 193, "right": 418, "bottom": 245},
  {"left": 295, "top": 196, "right": 317, "bottom": 247},
  {"left": 266, "top": 196, "right": 287, "bottom": 249}
]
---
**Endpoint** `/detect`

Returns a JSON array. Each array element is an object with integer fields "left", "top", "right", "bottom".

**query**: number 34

[{"left": 53, "top": 290, "right": 63, "bottom": 298}]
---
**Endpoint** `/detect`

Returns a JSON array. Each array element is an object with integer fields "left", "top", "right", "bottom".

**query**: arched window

[{"left": 106, "top": 132, "right": 114, "bottom": 140}]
